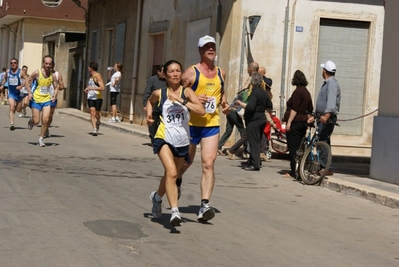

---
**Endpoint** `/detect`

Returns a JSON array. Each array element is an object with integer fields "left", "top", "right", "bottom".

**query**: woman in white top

[
  {"left": 146, "top": 60, "right": 205, "bottom": 226},
  {"left": 107, "top": 62, "right": 124, "bottom": 122}
]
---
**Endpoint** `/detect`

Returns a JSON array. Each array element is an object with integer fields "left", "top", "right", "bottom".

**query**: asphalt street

[{"left": 0, "top": 105, "right": 398, "bottom": 267}]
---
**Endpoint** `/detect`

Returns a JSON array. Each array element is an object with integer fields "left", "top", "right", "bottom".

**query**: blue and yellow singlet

[{"left": 189, "top": 66, "right": 224, "bottom": 127}]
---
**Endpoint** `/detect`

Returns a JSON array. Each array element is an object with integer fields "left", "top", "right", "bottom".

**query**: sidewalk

[{"left": 57, "top": 108, "right": 399, "bottom": 209}]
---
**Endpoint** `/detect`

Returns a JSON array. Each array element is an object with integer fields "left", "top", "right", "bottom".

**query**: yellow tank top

[
  {"left": 33, "top": 69, "right": 52, "bottom": 103},
  {"left": 189, "top": 66, "right": 224, "bottom": 127}
]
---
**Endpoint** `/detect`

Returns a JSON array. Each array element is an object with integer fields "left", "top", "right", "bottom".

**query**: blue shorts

[
  {"left": 8, "top": 91, "right": 22, "bottom": 102},
  {"left": 50, "top": 99, "right": 58, "bottom": 108},
  {"left": 30, "top": 100, "right": 51, "bottom": 111},
  {"left": 189, "top": 126, "right": 220, "bottom": 145},
  {"left": 152, "top": 138, "right": 190, "bottom": 163}
]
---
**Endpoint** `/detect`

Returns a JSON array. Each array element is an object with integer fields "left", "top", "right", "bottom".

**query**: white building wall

[{"left": 137, "top": 0, "right": 384, "bottom": 156}]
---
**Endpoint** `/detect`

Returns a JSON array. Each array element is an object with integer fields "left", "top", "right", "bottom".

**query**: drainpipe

[
  {"left": 280, "top": 0, "right": 290, "bottom": 119},
  {"left": 129, "top": 0, "right": 142, "bottom": 123},
  {"left": 238, "top": 16, "right": 247, "bottom": 91}
]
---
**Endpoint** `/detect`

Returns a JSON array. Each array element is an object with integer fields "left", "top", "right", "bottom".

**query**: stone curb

[{"left": 322, "top": 179, "right": 399, "bottom": 209}]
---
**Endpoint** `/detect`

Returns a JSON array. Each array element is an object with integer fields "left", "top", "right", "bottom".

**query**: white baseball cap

[
  {"left": 198, "top": 35, "right": 216, "bottom": 47},
  {"left": 320, "top": 60, "right": 337, "bottom": 73}
]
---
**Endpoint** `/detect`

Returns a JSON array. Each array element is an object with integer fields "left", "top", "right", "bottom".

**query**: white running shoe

[
  {"left": 197, "top": 203, "right": 215, "bottom": 222},
  {"left": 115, "top": 117, "right": 121, "bottom": 123},
  {"left": 28, "top": 117, "right": 34, "bottom": 130},
  {"left": 18, "top": 113, "right": 23, "bottom": 118},
  {"left": 107, "top": 118, "right": 116, "bottom": 123},
  {"left": 170, "top": 210, "right": 182, "bottom": 226},
  {"left": 92, "top": 128, "right": 98, "bottom": 136},
  {"left": 37, "top": 138, "right": 46, "bottom": 147},
  {"left": 150, "top": 191, "right": 162, "bottom": 218}
]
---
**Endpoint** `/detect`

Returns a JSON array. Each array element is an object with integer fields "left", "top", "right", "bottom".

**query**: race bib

[
  {"left": 165, "top": 105, "right": 187, "bottom": 127},
  {"left": 40, "top": 86, "right": 50, "bottom": 95},
  {"left": 8, "top": 76, "right": 18, "bottom": 86},
  {"left": 204, "top": 96, "right": 217, "bottom": 113}
]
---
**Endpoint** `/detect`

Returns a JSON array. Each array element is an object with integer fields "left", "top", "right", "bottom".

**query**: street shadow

[
  {"left": 87, "top": 132, "right": 103, "bottom": 136},
  {"left": 143, "top": 212, "right": 187, "bottom": 234},
  {"left": 142, "top": 142, "right": 153, "bottom": 147},
  {"left": 28, "top": 142, "right": 60, "bottom": 147},
  {"left": 45, "top": 134, "right": 65, "bottom": 138}
]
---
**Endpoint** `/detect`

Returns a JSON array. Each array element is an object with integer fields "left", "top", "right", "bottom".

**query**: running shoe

[
  {"left": 115, "top": 117, "right": 121, "bottom": 123},
  {"left": 18, "top": 113, "right": 23, "bottom": 118},
  {"left": 96, "top": 121, "right": 101, "bottom": 131},
  {"left": 37, "top": 138, "right": 46, "bottom": 147},
  {"left": 197, "top": 203, "right": 215, "bottom": 222},
  {"left": 170, "top": 210, "right": 182, "bottom": 226},
  {"left": 107, "top": 118, "right": 116, "bottom": 123},
  {"left": 149, "top": 191, "right": 162, "bottom": 218},
  {"left": 28, "top": 117, "right": 33, "bottom": 130},
  {"left": 92, "top": 129, "right": 98, "bottom": 136},
  {"left": 10, "top": 124, "right": 15, "bottom": 131},
  {"left": 44, "top": 129, "right": 50, "bottom": 138}
]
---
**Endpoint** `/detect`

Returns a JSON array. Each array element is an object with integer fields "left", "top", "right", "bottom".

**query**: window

[
  {"left": 152, "top": 34, "right": 164, "bottom": 75},
  {"left": 42, "top": 0, "right": 62, "bottom": 7},
  {"left": 47, "top": 41, "right": 55, "bottom": 57}
]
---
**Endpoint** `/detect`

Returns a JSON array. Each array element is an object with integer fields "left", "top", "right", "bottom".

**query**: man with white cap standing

[
  {"left": 175, "top": 35, "right": 230, "bottom": 222},
  {"left": 315, "top": 60, "right": 341, "bottom": 176}
]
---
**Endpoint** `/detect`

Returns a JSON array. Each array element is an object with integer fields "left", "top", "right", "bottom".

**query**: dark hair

[
  {"left": 89, "top": 61, "right": 98, "bottom": 71},
  {"left": 22, "top": 65, "right": 28, "bottom": 69},
  {"left": 324, "top": 69, "right": 335, "bottom": 76},
  {"left": 291, "top": 70, "right": 308, "bottom": 86},
  {"left": 10, "top": 58, "right": 18, "bottom": 64},
  {"left": 163, "top": 60, "right": 183, "bottom": 74},
  {"left": 42, "top": 55, "right": 54, "bottom": 64},
  {"left": 2, "top": 68, "right": 6, "bottom": 71},
  {"left": 156, "top": 64, "right": 164, "bottom": 72}
]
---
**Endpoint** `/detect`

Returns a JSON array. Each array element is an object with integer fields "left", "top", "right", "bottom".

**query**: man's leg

[
  {"left": 8, "top": 98, "right": 16, "bottom": 126},
  {"left": 318, "top": 121, "right": 335, "bottom": 170},
  {"left": 40, "top": 105, "right": 51, "bottom": 138},
  {"left": 197, "top": 133, "right": 219, "bottom": 221}
]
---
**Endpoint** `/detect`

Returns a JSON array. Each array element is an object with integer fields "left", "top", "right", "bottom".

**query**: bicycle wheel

[
  {"left": 294, "top": 137, "right": 307, "bottom": 178},
  {"left": 299, "top": 141, "right": 332, "bottom": 185}
]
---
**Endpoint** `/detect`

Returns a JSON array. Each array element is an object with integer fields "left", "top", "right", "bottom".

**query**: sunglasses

[{"left": 10, "top": 62, "right": 17, "bottom": 64}]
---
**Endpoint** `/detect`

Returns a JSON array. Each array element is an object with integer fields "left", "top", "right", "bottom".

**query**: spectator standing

[
  {"left": 282, "top": 70, "right": 314, "bottom": 178},
  {"left": 235, "top": 72, "right": 272, "bottom": 171},
  {"left": 107, "top": 62, "right": 124, "bottom": 123},
  {"left": 143, "top": 65, "right": 167, "bottom": 144},
  {"left": 315, "top": 60, "right": 341, "bottom": 176}
]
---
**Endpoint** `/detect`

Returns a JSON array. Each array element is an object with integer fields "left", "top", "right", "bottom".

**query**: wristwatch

[{"left": 182, "top": 99, "right": 188, "bottom": 105}]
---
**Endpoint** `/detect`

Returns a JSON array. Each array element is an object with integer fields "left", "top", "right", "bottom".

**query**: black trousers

[
  {"left": 286, "top": 121, "right": 307, "bottom": 175},
  {"left": 246, "top": 119, "right": 266, "bottom": 169},
  {"left": 218, "top": 111, "right": 245, "bottom": 150}
]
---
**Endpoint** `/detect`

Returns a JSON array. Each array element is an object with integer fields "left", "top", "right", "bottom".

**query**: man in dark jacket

[{"left": 142, "top": 65, "right": 167, "bottom": 144}]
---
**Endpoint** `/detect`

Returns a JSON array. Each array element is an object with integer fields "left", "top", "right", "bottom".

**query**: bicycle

[{"left": 295, "top": 114, "right": 339, "bottom": 185}]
